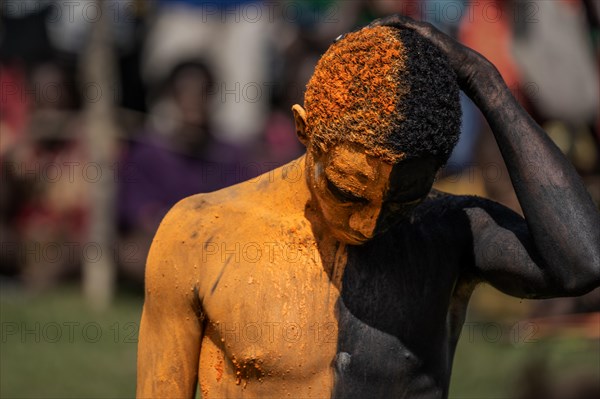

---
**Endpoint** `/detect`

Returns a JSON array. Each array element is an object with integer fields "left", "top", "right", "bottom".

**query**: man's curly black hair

[{"left": 304, "top": 25, "right": 461, "bottom": 167}]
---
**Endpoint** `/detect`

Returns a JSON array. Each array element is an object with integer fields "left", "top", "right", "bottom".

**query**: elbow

[{"left": 560, "top": 254, "right": 600, "bottom": 296}]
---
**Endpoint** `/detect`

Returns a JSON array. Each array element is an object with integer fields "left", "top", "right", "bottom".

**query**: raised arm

[
  {"left": 137, "top": 201, "right": 204, "bottom": 398},
  {"left": 373, "top": 16, "right": 600, "bottom": 297}
]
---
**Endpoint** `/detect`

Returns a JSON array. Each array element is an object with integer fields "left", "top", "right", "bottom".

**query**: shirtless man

[{"left": 136, "top": 16, "right": 600, "bottom": 398}]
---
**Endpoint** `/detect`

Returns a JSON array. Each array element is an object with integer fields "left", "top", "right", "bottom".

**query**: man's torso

[{"left": 190, "top": 190, "right": 477, "bottom": 398}]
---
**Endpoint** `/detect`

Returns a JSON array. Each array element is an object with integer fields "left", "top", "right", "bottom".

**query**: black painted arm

[{"left": 372, "top": 15, "right": 600, "bottom": 297}]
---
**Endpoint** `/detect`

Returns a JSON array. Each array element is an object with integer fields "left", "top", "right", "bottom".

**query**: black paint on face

[{"left": 374, "top": 156, "right": 439, "bottom": 236}]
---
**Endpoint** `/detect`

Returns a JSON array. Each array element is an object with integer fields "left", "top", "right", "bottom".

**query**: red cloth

[
  {"left": 458, "top": 0, "right": 521, "bottom": 92},
  {"left": 0, "top": 63, "right": 30, "bottom": 140}
]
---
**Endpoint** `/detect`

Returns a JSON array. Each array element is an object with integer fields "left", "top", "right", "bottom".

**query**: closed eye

[
  {"left": 385, "top": 187, "right": 430, "bottom": 206},
  {"left": 391, "top": 192, "right": 426, "bottom": 203},
  {"left": 326, "top": 177, "right": 369, "bottom": 204},
  {"left": 386, "top": 198, "right": 423, "bottom": 209}
]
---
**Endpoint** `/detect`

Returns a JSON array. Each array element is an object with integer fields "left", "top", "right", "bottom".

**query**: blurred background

[{"left": 1, "top": 0, "right": 599, "bottom": 397}]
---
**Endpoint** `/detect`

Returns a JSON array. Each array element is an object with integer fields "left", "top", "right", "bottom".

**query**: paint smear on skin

[{"left": 215, "top": 358, "right": 223, "bottom": 382}]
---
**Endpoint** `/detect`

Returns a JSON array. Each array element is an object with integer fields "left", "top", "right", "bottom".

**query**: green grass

[
  {"left": 1, "top": 286, "right": 598, "bottom": 398},
  {"left": 450, "top": 331, "right": 600, "bottom": 398},
  {"left": 1, "top": 285, "right": 142, "bottom": 398}
]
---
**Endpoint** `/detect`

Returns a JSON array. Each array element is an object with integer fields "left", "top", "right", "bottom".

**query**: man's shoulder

[
  {"left": 414, "top": 189, "right": 519, "bottom": 222},
  {"left": 158, "top": 189, "right": 241, "bottom": 232},
  {"left": 156, "top": 181, "right": 278, "bottom": 241},
  {"left": 145, "top": 182, "right": 287, "bottom": 281},
  {"left": 146, "top": 189, "right": 247, "bottom": 273},
  {"left": 419, "top": 188, "right": 490, "bottom": 210}
]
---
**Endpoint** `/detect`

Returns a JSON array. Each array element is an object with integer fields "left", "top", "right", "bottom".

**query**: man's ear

[{"left": 291, "top": 104, "right": 309, "bottom": 147}]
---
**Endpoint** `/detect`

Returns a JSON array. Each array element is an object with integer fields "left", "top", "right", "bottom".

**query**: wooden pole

[{"left": 79, "top": 0, "right": 120, "bottom": 309}]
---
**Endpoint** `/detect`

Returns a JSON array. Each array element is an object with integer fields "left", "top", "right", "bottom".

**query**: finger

[
  {"left": 373, "top": 16, "right": 444, "bottom": 47},
  {"left": 368, "top": 14, "right": 415, "bottom": 29},
  {"left": 333, "top": 33, "right": 347, "bottom": 43},
  {"left": 333, "top": 26, "right": 365, "bottom": 43}
]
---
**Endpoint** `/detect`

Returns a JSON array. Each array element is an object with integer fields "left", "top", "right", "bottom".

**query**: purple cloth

[{"left": 118, "top": 132, "right": 247, "bottom": 232}]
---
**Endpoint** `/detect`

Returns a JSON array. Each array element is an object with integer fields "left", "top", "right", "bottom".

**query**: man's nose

[{"left": 349, "top": 206, "right": 381, "bottom": 238}]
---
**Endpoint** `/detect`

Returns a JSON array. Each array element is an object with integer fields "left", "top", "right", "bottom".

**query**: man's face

[{"left": 306, "top": 142, "right": 438, "bottom": 245}]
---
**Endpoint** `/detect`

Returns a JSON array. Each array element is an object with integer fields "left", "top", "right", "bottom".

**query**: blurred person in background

[
  {"left": 117, "top": 60, "right": 246, "bottom": 282},
  {"left": 0, "top": 5, "right": 90, "bottom": 289},
  {"left": 142, "top": 0, "right": 270, "bottom": 144},
  {"left": 1, "top": 0, "right": 148, "bottom": 289},
  {"left": 1, "top": 61, "right": 88, "bottom": 289}
]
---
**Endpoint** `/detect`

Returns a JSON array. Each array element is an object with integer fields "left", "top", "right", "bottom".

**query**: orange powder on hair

[{"left": 304, "top": 26, "right": 409, "bottom": 163}]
